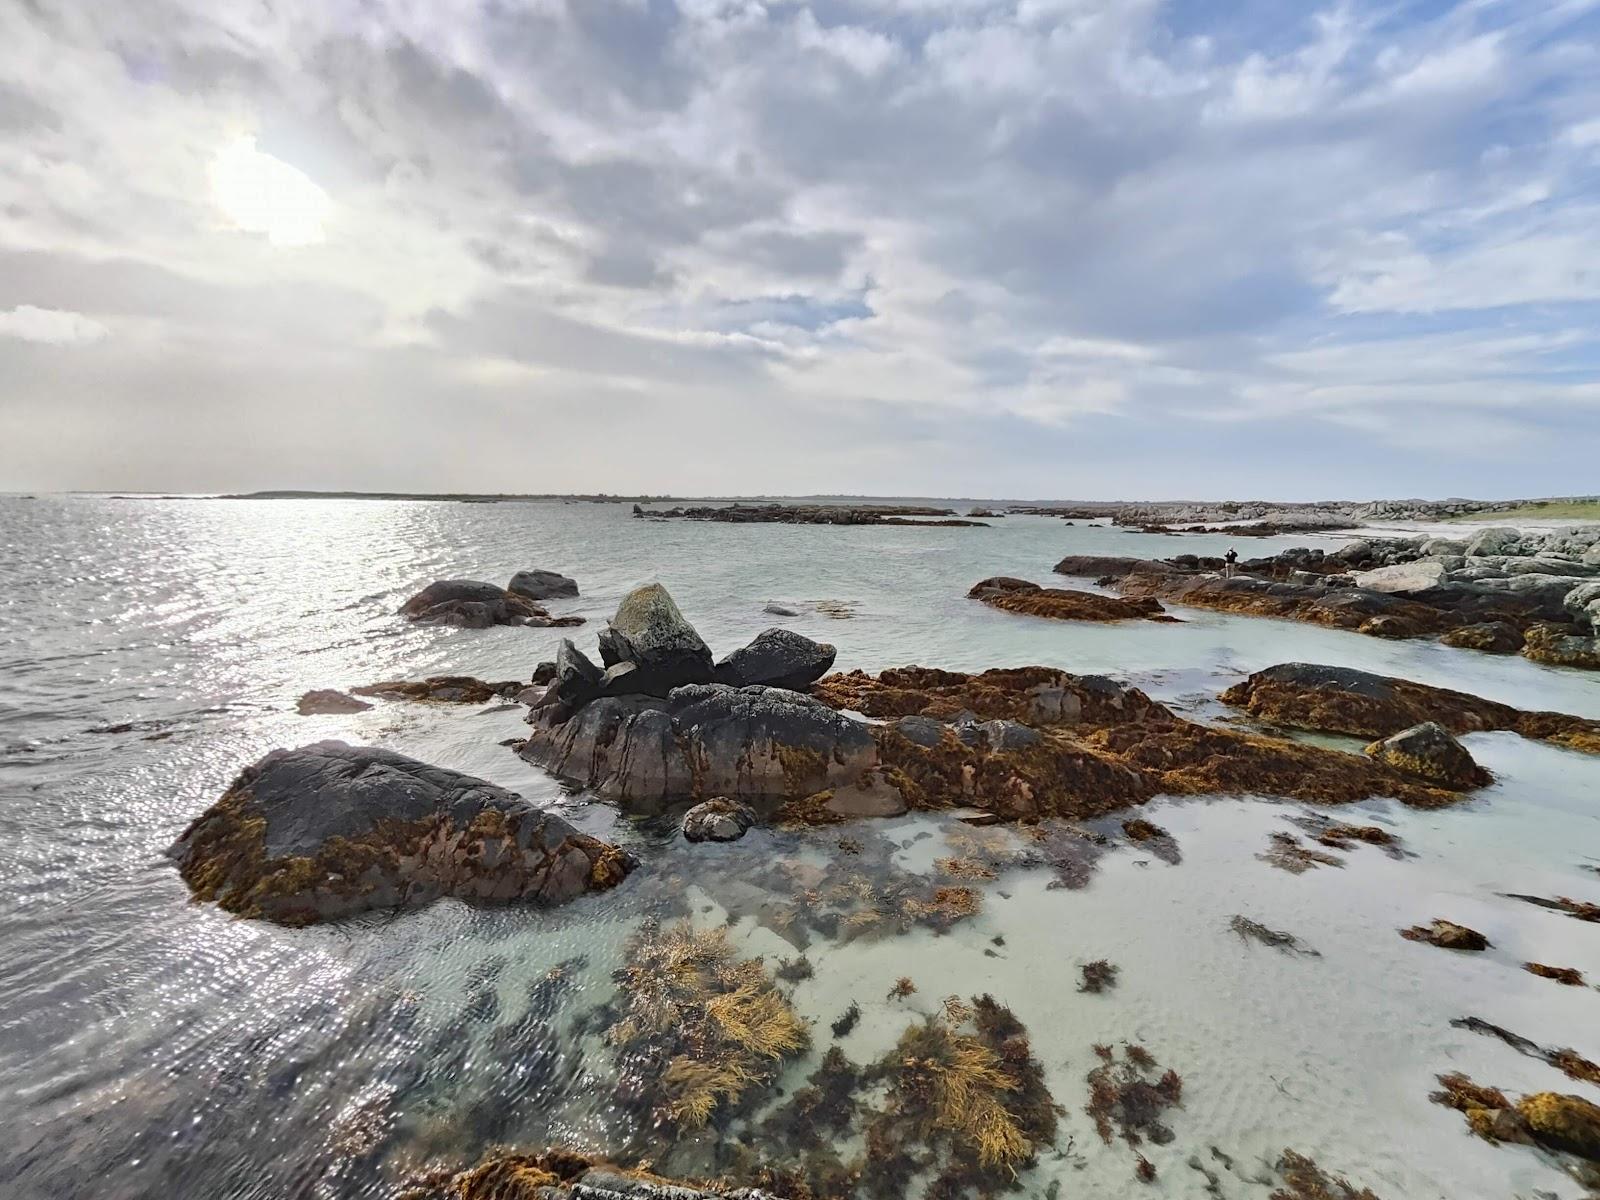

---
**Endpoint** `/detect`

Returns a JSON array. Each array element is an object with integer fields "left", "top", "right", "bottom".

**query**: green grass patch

[{"left": 1448, "top": 500, "right": 1600, "bottom": 523}]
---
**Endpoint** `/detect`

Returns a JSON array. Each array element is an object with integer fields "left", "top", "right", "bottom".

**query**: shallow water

[{"left": 1, "top": 496, "right": 1597, "bottom": 1199}]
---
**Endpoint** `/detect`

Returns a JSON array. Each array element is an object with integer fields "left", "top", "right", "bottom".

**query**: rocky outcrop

[
  {"left": 407, "top": 1151, "right": 786, "bottom": 1200},
  {"left": 637, "top": 503, "right": 986, "bottom": 526},
  {"left": 352, "top": 676, "right": 523, "bottom": 704},
  {"left": 168, "top": 741, "right": 631, "bottom": 925},
  {"left": 714, "top": 628, "right": 836, "bottom": 690},
  {"left": 296, "top": 689, "right": 372, "bottom": 715},
  {"left": 682, "top": 797, "right": 758, "bottom": 842},
  {"left": 521, "top": 684, "right": 879, "bottom": 812},
  {"left": 508, "top": 569, "right": 579, "bottom": 600},
  {"left": 1364, "top": 722, "right": 1491, "bottom": 790},
  {"left": 1220, "top": 663, "right": 1600, "bottom": 754},
  {"left": 967, "top": 577, "right": 1173, "bottom": 622},
  {"left": 597, "top": 583, "right": 715, "bottom": 696},
  {"left": 1521, "top": 623, "right": 1600, "bottom": 669},
  {"left": 1439, "top": 622, "right": 1524, "bottom": 653},
  {"left": 401, "top": 579, "right": 585, "bottom": 629}
]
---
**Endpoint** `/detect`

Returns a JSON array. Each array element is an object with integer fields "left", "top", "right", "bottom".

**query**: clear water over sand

[{"left": 1, "top": 496, "right": 1596, "bottom": 1198}]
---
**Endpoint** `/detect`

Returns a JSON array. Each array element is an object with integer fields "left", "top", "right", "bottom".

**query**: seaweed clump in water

[
  {"left": 605, "top": 920, "right": 809, "bottom": 1132},
  {"left": 1432, "top": 1072, "right": 1600, "bottom": 1163},
  {"left": 1078, "top": 961, "right": 1118, "bottom": 994},
  {"left": 1269, "top": 1150, "right": 1381, "bottom": 1199},
  {"left": 1085, "top": 1043, "right": 1184, "bottom": 1180},
  {"left": 1525, "top": 962, "right": 1586, "bottom": 986},
  {"left": 858, "top": 994, "right": 1059, "bottom": 1198}
]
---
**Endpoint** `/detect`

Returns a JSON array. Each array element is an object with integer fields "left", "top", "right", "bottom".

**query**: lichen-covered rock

[
  {"left": 400, "top": 579, "right": 585, "bottom": 629},
  {"left": 1518, "top": 1091, "right": 1600, "bottom": 1159},
  {"left": 714, "top": 627, "right": 836, "bottom": 690},
  {"left": 1439, "top": 622, "right": 1525, "bottom": 653},
  {"left": 968, "top": 576, "right": 1171, "bottom": 622},
  {"left": 1365, "top": 722, "right": 1490, "bottom": 789},
  {"left": 352, "top": 676, "right": 522, "bottom": 704},
  {"left": 1351, "top": 561, "right": 1447, "bottom": 594},
  {"left": 1220, "top": 662, "right": 1600, "bottom": 754},
  {"left": 596, "top": 583, "right": 715, "bottom": 695},
  {"left": 521, "top": 683, "right": 877, "bottom": 811},
  {"left": 1401, "top": 918, "right": 1490, "bottom": 951},
  {"left": 507, "top": 569, "right": 579, "bottom": 600},
  {"left": 682, "top": 797, "right": 758, "bottom": 842},
  {"left": 168, "top": 741, "right": 632, "bottom": 925},
  {"left": 1521, "top": 622, "right": 1600, "bottom": 669},
  {"left": 296, "top": 689, "right": 373, "bottom": 715}
]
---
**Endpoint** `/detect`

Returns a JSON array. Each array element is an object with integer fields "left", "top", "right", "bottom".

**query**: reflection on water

[{"left": 1, "top": 497, "right": 1598, "bottom": 1198}]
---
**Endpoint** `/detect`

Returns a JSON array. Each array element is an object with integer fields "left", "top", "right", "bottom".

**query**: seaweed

[
  {"left": 1078, "top": 960, "right": 1119, "bottom": 994},
  {"left": 776, "top": 956, "right": 815, "bottom": 984},
  {"left": 1269, "top": 1150, "right": 1382, "bottom": 1199},
  {"left": 887, "top": 977, "right": 917, "bottom": 1001},
  {"left": 1502, "top": 893, "right": 1600, "bottom": 923},
  {"left": 1258, "top": 831, "right": 1344, "bottom": 874},
  {"left": 831, "top": 1002, "right": 861, "bottom": 1038},
  {"left": 1400, "top": 919, "right": 1489, "bottom": 951},
  {"left": 1526, "top": 962, "right": 1586, "bottom": 986},
  {"left": 1085, "top": 1043, "right": 1184, "bottom": 1179},
  {"left": 1451, "top": 1017, "right": 1600, "bottom": 1086},
  {"left": 1432, "top": 1072, "right": 1600, "bottom": 1162},
  {"left": 1229, "top": 915, "right": 1320, "bottom": 956}
]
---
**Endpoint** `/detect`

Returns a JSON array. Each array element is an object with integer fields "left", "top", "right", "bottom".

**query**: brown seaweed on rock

[
  {"left": 1269, "top": 1150, "right": 1382, "bottom": 1199},
  {"left": 1452, "top": 1017, "right": 1600, "bottom": 1086},
  {"left": 967, "top": 576, "right": 1175, "bottom": 623},
  {"left": 1258, "top": 831, "right": 1345, "bottom": 874},
  {"left": 1085, "top": 1043, "right": 1184, "bottom": 1179},
  {"left": 1433, "top": 1072, "right": 1600, "bottom": 1164}
]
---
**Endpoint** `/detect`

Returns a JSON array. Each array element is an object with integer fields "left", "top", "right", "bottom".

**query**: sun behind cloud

[{"left": 209, "top": 135, "right": 329, "bottom": 247}]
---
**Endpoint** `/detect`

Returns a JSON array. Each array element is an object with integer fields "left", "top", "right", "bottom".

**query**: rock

[
  {"left": 1220, "top": 662, "right": 1600, "bottom": 753},
  {"left": 296, "top": 689, "right": 373, "bottom": 715},
  {"left": 822, "top": 770, "right": 909, "bottom": 817},
  {"left": 400, "top": 579, "right": 584, "bottom": 629},
  {"left": 531, "top": 660, "right": 558, "bottom": 685},
  {"left": 1440, "top": 622, "right": 1525, "bottom": 654},
  {"left": 1358, "top": 615, "right": 1417, "bottom": 638},
  {"left": 1364, "top": 722, "right": 1491, "bottom": 789},
  {"left": 1351, "top": 561, "right": 1447, "bottom": 594},
  {"left": 1400, "top": 918, "right": 1490, "bottom": 951},
  {"left": 714, "top": 628, "right": 837, "bottom": 691},
  {"left": 763, "top": 602, "right": 801, "bottom": 617},
  {"left": 507, "top": 569, "right": 579, "bottom": 600},
  {"left": 1464, "top": 526, "right": 1523, "bottom": 557},
  {"left": 1565, "top": 581, "right": 1600, "bottom": 634},
  {"left": 536, "top": 638, "right": 604, "bottom": 716},
  {"left": 1421, "top": 537, "right": 1468, "bottom": 557},
  {"left": 352, "top": 676, "right": 522, "bottom": 704},
  {"left": 596, "top": 583, "right": 714, "bottom": 696},
  {"left": 1518, "top": 1092, "right": 1600, "bottom": 1159},
  {"left": 641, "top": 503, "right": 983, "bottom": 526},
  {"left": 521, "top": 683, "right": 878, "bottom": 811},
  {"left": 1521, "top": 623, "right": 1600, "bottom": 669},
  {"left": 681, "top": 797, "right": 758, "bottom": 842},
  {"left": 167, "top": 741, "right": 632, "bottom": 925},
  {"left": 968, "top": 577, "right": 1171, "bottom": 622},
  {"left": 415, "top": 1151, "right": 786, "bottom": 1200},
  {"left": 1052, "top": 555, "right": 1178, "bottom": 579}
]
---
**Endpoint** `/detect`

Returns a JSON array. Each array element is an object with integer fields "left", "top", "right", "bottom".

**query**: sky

[{"left": 1, "top": 0, "right": 1598, "bottom": 500}]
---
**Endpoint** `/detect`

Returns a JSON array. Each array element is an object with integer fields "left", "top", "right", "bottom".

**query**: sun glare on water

[{"left": 209, "top": 135, "right": 330, "bottom": 247}]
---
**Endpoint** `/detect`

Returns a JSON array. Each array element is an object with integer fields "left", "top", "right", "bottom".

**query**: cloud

[
  {"left": 0, "top": 0, "right": 1596, "bottom": 496},
  {"left": 0, "top": 305, "right": 108, "bottom": 345}
]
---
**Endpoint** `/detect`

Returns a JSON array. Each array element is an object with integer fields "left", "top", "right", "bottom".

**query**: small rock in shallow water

[
  {"left": 295, "top": 689, "right": 372, "bottom": 715},
  {"left": 507, "top": 568, "right": 578, "bottom": 600},
  {"left": 1364, "top": 722, "right": 1490, "bottom": 790},
  {"left": 681, "top": 797, "right": 757, "bottom": 842}
]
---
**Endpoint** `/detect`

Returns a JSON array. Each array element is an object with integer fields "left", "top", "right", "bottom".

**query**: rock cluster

[
  {"left": 1058, "top": 524, "right": 1600, "bottom": 668},
  {"left": 637, "top": 503, "right": 986, "bottom": 527},
  {"left": 401, "top": 579, "right": 584, "bottom": 629},
  {"left": 967, "top": 576, "right": 1174, "bottom": 623},
  {"left": 168, "top": 741, "right": 632, "bottom": 925},
  {"left": 1221, "top": 663, "right": 1600, "bottom": 754}
]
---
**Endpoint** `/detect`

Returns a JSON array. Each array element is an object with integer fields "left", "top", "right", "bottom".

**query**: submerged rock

[
  {"left": 681, "top": 796, "right": 758, "bottom": 842},
  {"left": 1521, "top": 622, "right": 1600, "bottom": 669},
  {"left": 522, "top": 683, "right": 878, "bottom": 811},
  {"left": 714, "top": 627, "right": 836, "bottom": 690},
  {"left": 507, "top": 568, "right": 578, "bottom": 600},
  {"left": 168, "top": 741, "right": 631, "bottom": 925},
  {"left": 596, "top": 583, "right": 715, "bottom": 696},
  {"left": 409, "top": 1151, "right": 786, "bottom": 1200},
  {"left": 1220, "top": 663, "right": 1600, "bottom": 754},
  {"left": 296, "top": 689, "right": 372, "bottom": 715},
  {"left": 352, "top": 676, "right": 523, "bottom": 704},
  {"left": 1364, "top": 722, "right": 1491, "bottom": 790},
  {"left": 967, "top": 576, "right": 1172, "bottom": 622},
  {"left": 400, "top": 579, "right": 584, "bottom": 629}
]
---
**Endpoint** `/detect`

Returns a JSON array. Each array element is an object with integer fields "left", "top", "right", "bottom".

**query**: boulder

[
  {"left": 1565, "top": 581, "right": 1600, "bottom": 635},
  {"left": 1420, "top": 537, "right": 1468, "bottom": 557},
  {"left": 968, "top": 576, "right": 1170, "bottom": 622},
  {"left": 1464, "top": 526, "right": 1522, "bottom": 557},
  {"left": 596, "top": 583, "right": 714, "bottom": 696},
  {"left": 400, "top": 579, "right": 584, "bottom": 629},
  {"left": 1364, "top": 722, "right": 1490, "bottom": 790},
  {"left": 714, "top": 628, "right": 837, "bottom": 690},
  {"left": 1439, "top": 622, "right": 1525, "bottom": 654},
  {"left": 535, "top": 638, "right": 604, "bottom": 716},
  {"left": 1521, "top": 623, "right": 1600, "bottom": 669},
  {"left": 507, "top": 569, "right": 579, "bottom": 600},
  {"left": 1519, "top": 1092, "right": 1600, "bottom": 1160},
  {"left": 352, "top": 676, "right": 521, "bottom": 704},
  {"left": 682, "top": 797, "right": 758, "bottom": 842},
  {"left": 296, "top": 689, "right": 373, "bottom": 715},
  {"left": 167, "top": 741, "right": 631, "bottom": 925},
  {"left": 531, "top": 660, "right": 558, "bottom": 685},
  {"left": 521, "top": 683, "right": 878, "bottom": 811},
  {"left": 1350, "top": 561, "right": 1447, "bottom": 594}
]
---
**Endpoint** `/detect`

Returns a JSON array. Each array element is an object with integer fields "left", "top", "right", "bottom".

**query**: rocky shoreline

[{"left": 634, "top": 503, "right": 987, "bottom": 527}]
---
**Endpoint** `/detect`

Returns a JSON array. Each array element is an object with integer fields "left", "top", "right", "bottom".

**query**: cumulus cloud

[{"left": 0, "top": 0, "right": 1596, "bottom": 495}]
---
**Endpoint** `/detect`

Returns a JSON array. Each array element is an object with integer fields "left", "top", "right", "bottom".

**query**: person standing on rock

[{"left": 1224, "top": 547, "right": 1239, "bottom": 578}]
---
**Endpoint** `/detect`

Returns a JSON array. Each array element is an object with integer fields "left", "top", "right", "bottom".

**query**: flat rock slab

[{"left": 168, "top": 741, "right": 631, "bottom": 925}]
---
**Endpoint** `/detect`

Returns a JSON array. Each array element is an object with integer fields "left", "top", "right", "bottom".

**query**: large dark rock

[
  {"left": 168, "top": 741, "right": 631, "bottom": 925},
  {"left": 596, "top": 583, "right": 714, "bottom": 695},
  {"left": 352, "top": 676, "right": 522, "bottom": 704},
  {"left": 400, "top": 579, "right": 584, "bottom": 629},
  {"left": 535, "top": 638, "right": 604, "bottom": 716},
  {"left": 1364, "top": 722, "right": 1491, "bottom": 790},
  {"left": 521, "top": 683, "right": 877, "bottom": 811},
  {"left": 714, "top": 627, "right": 837, "bottom": 690},
  {"left": 508, "top": 569, "right": 579, "bottom": 600},
  {"left": 296, "top": 689, "right": 372, "bottom": 715}
]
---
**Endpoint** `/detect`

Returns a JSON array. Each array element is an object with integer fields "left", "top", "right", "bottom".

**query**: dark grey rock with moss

[
  {"left": 682, "top": 797, "right": 758, "bottom": 842},
  {"left": 400, "top": 578, "right": 585, "bottom": 629},
  {"left": 714, "top": 627, "right": 836, "bottom": 690},
  {"left": 508, "top": 568, "right": 579, "bottom": 600},
  {"left": 596, "top": 582, "right": 715, "bottom": 695},
  {"left": 167, "top": 741, "right": 631, "bottom": 925},
  {"left": 1364, "top": 722, "right": 1491, "bottom": 790}
]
